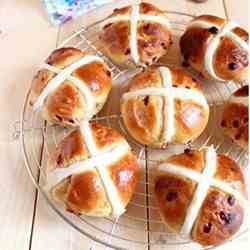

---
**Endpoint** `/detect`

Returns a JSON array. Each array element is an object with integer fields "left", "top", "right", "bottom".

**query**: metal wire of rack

[{"left": 19, "top": 3, "right": 249, "bottom": 250}]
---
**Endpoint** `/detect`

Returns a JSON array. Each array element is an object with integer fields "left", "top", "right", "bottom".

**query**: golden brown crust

[
  {"left": 73, "top": 62, "right": 112, "bottom": 97},
  {"left": 46, "top": 122, "right": 140, "bottom": 217},
  {"left": 99, "top": 2, "right": 172, "bottom": 67},
  {"left": 166, "top": 149, "right": 205, "bottom": 172},
  {"left": 121, "top": 66, "right": 209, "bottom": 147},
  {"left": 174, "top": 100, "right": 209, "bottom": 144},
  {"left": 192, "top": 188, "right": 244, "bottom": 246},
  {"left": 113, "top": 6, "right": 130, "bottom": 15},
  {"left": 154, "top": 148, "right": 246, "bottom": 246},
  {"left": 108, "top": 152, "right": 140, "bottom": 206},
  {"left": 155, "top": 174, "right": 196, "bottom": 232},
  {"left": 171, "top": 68, "right": 202, "bottom": 89},
  {"left": 234, "top": 85, "right": 249, "bottom": 97},
  {"left": 100, "top": 21, "right": 130, "bottom": 66},
  {"left": 121, "top": 66, "right": 164, "bottom": 145},
  {"left": 140, "top": 2, "right": 164, "bottom": 15},
  {"left": 45, "top": 81, "right": 85, "bottom": 125},
  {"left": 221, "top": 86, "right": 249, "bottom": 148},
  {"left": 31, "top": 48, "right": 85, "bottom": 101},
  {"left": 47, "top": 47, "right": 83, "bottom": 66},
  {"left": 214, "top": 37, "right": 249, "bottom": 80},
  {"left": 195, "top": 15, "right": 225, "bottom": 26},
  {"left": 215, "top": 154, "right": 246, "bottom": 196},
  {"left": 121, "top": 94, "right": 164, "bottom": 145},
  {"left": 47, "top": 129, "right": 89, "bottom": 172},
  {"left": 137, "top": 21, "right": 172, "bottom": 66},
  {"left": 180, "top": 26, "right": 212, "bottom": 74},
  {"left": 232, "top": 27, "right": 249, "bottom": 43},
  {"left": 180, "top": 15, "right": 249, "bottom": 81},
  {"left": 30, "top": 47, "right": 112, "bottom": 126},
  {"left": 128, "top": 66, "right": 163, "bottom": 89},
  {"left": 90, "top": 122, "right": 125, "bottom": 150},
  {"left": 66, "top": 170, "right": 112, "bottom": 215}
]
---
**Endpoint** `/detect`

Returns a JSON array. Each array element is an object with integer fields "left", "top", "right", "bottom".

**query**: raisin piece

[
  {"left": 152, "top": 56, "right": 158, "bottom": 62},
  {"left": 182, "top": 60, "right": 189, "bottom": 68},
  {"left": 57, "top": 154, "right": 63, "bottom": 165},
  {"left": 144, "top": 24, "right": 150, "bottom": 31},
  {"left": 221, "top": 120, "right": 226, "bottom": 127},
  {"left": 166, "top": 192, "right": 178, "bottom": 202},
  {"left": 227, "top": 195, "right": 235, "bottom": 206},
  {"left": 106, "top": 70, "right": 111, "bottom": 77},
  {"left": 203, "top": 223, "right": 212, "bottom": 233},
  {"left": 219, "top": 211, "right": 234, "bottom": 224},
  {"left": 208, "top": 26, "right": 219, "bottom": 34},
  {"left": 232, "top": 120, "right": 240, "bottom": 128},
  {"left": 55, "top": 115, "right": 62, "bottom": 122},
  {"left": 184, "top": 148, "right": 192, "bottom": 155},
  {"left": 143, "top": 96, "right": 149, "bottom": 106},
  {"left": 125, "top": 48, "right": 131, "bottom": 55},
  {"left": 161, "top": 42, "right": 167, "bottom": 49},
  {"left": 228, "top": 62, "right": 238, "bottom": 70},
  {"left": 235, "top": 133, "right": 241, "bottom": 140}
]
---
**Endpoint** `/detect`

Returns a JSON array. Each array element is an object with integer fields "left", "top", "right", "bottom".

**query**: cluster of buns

[
  {"left": 30, "top": 47, "right": 140, "bottom": 217},
  {"left": 29, "top": 1, "right": 248, "bottom": 247}
]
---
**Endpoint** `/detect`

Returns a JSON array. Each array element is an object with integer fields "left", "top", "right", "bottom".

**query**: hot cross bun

[
  {"left": 180, "top": 15, "right": 249, "bottom": 82},
  {"left": 30, "top": 47, "right": 112, "bottom": 126},
  {"left": 45, "top": 121, "right": 140, "bottom": 217},
  {"left": 99, "top": 2, "right": 172, "bottom": 67},
  {"left": 155, "top": 146, "right": 247, "bottom": 246},
  {"left": 121, "top": 66, "right": 209, "bottom": 148}
]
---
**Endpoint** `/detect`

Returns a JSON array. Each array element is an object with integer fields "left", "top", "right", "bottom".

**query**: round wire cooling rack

[{"left": 19, "top": 2, "right": 249, "bottom": 250}]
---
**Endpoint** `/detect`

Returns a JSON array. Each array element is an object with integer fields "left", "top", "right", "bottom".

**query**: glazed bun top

[
  {"left": 99, "top": 1, "right": 172, "bottom": 67},
  {"left": 180, "top": 15, "right": 249, "bottom": 82},
  {"left": 30, "top": 47, "right": 112, "bottom": 126},
  {"left": 155, "top": 146, "right": 248, "bottom": 246},
  {"left": 121, "top": 66, "right": 209, "bottom": 148},
  {"left": 46, "top": 121, "right": 140, "bottom": 217}
]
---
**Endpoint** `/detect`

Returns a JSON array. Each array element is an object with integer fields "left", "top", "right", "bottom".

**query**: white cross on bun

[
  {"left": 46, "top": 121, "right": 140, "bottom": 217},
  {"left": 221, "top": 85, "right": 249, "bottom": 148},
  {"left": 154, "top": 146, "right": 247, "bottom": 246},
  {"left": 180, "top": 15, "right": 249, "bottom": 82},
  {"left": 99, "top": 2, "right": 172, "bottom": 67},
  {"left": 121, "top": 66, "right": 209, "bottom": 148},
  {"left": 30, "top": 47, "right": 112, "bottom": 127}
]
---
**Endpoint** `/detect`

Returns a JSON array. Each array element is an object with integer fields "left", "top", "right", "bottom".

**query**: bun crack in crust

[
  {"left": 99, "top": 2, "right": 172, "bottom": 67},
  {"left": 45, "top": 121, "right": 140, "bottom": 217},
  {"left": 121, "top": 66, "right": 209, "bottom": 148},
  {"left": 154, "top": 146, "right": 247, "bottom": 246},
  {"left": 221, "top": 85, "right": 249, "bottom": 148},
  {"left": 180, "top": 15, "right": 249, "bottom": 82},
  {"left": 30, "top": 47, "right": 112, "bottom": 126}
]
